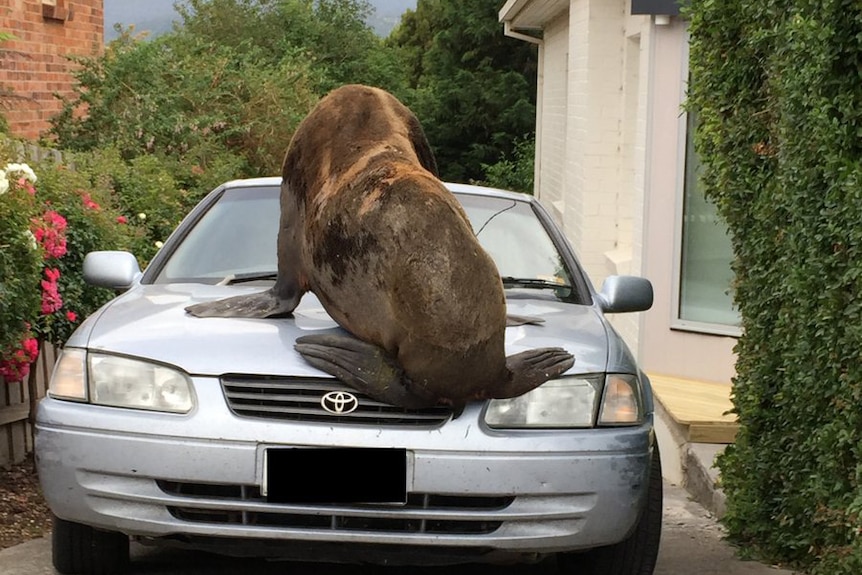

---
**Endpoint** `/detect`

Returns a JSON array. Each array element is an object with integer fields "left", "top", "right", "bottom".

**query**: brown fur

[
  {"left": 188, "top": 85, "right": 573, "bottom": 407},
  {"left": 278, "top": 85, "right": 509, "bottom": 401}
]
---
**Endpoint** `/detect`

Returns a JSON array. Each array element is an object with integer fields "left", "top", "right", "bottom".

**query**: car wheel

[
  {"left": 52, "top": 515, "right": 130, "bottom": 575},
  {"left": 558, "top": 443, "right": 663, "bottom": 575}
]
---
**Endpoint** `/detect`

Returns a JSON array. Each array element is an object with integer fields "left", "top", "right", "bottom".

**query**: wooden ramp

[{"left": 648, "top": 373, "right": 738, "bottom": 444}]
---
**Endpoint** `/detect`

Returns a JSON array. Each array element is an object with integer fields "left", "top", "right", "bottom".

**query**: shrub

[
  {"left": 0, "top": 142, "right": 143, "bottom": 382},
  {"left": 480, "top": 136, "right": 535, "bottom": 194},
  {"left": 0, "top": 149, "right": 42, "bottom": 380},
  {"left": 29, "top": 153, "right": 142, "bottom": 345},
  {"left": 687, "top": 0, "right": 862, "bottom": 572}
]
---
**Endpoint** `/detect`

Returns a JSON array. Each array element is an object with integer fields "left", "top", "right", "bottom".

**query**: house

[
  {"left": 498, "top": 0, "right": 738, "bottom": 486},
  {"left": 0, "top": 0, "right": 104, "bottom": 139}
]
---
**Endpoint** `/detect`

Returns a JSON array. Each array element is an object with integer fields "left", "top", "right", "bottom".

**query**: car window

[
  {"left": 152, "top": 186, "right": 578, "bottom": 302},
  {"left": 156, "top": 186, "right": 280, "bottom": 283},
  {"left": 457, "top": 194, "right": 574, "bottom": 294}
]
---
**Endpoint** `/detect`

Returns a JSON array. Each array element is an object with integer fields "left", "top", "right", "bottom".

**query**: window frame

[{"left": 670, "top": 33, "right": 741, "bottom": 338}]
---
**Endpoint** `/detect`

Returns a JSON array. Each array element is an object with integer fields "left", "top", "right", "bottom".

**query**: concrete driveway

[{"left": 0, "top": 482, "right": 799, "bottom": 575}]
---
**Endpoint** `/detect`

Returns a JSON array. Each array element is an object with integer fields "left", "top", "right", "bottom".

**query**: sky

[{"left": 103, "top": 0, "right": 418, "bottom": 41}]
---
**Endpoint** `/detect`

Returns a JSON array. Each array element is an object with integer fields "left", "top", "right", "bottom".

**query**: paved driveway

[{"left": 0, "top": 482, "right": 799, "bottom": 575}]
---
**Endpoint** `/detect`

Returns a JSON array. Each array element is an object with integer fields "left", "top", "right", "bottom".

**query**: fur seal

[{"left": 186, "top": 84, "right": 574, "bottom": 408}]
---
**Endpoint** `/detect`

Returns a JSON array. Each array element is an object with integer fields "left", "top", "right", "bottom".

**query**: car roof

[{"left": 220, "top": 177, "right": 534, "bottom": 203}]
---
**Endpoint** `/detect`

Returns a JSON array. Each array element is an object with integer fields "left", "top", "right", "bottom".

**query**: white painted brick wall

[
  {"left": 535, "top": 10, "right": 570, "bottom": 225},
  {"left": 532, "top": 0, "right": 651, "bottom": 357}
]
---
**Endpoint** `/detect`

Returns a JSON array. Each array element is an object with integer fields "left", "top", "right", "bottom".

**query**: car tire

[
  {"left": 52, "top": 515, "right": 130, "bottom": 575},
  {"left": 558, "top": 442, "right": 663, "bottom": 575}
]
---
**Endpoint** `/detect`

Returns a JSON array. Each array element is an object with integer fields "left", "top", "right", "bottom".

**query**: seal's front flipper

[
  {"left": 186, "top": 289, "right": 295, "bottom": 319},
  {"left": 499, "top": 348, "right": 575, "bottom": 398},
  {"left": 295, "top": 334, "right": 435, "bottom": 409}
]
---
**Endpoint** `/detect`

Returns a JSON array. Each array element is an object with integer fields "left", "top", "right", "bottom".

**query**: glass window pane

[
  {"left": 158, "top": 187, "right": 281, "bottom": 283},
  {"left": 679, "top": 112, "right": 740, "bottom": 326},
  {"left": 458, "top": 194, "right": 573, "bottom": 290}
]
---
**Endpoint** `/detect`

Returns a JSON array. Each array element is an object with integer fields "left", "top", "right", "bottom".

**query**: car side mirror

[
  {"left": 597, "top": 275, "right": 653, "bottom": 313},
  {"left": 83, "top": 251, "right": 142, "bottom": 290}
]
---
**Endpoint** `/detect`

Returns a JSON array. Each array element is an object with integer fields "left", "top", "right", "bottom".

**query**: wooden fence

[{"left": 0, "top": 343, "right": 56, "bottom": 468}]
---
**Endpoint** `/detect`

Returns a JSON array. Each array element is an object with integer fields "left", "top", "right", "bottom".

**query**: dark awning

[{"left": 631, "top": 0, "right": 681, "bottom": 15}]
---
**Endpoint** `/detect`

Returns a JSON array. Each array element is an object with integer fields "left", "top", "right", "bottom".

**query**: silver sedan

[{"left": 36, "top": 179, "right": 659, "bottom": 575}]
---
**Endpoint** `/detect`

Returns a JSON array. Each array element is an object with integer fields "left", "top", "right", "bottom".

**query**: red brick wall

[{"left": 0, "top": 0, "right": 104, "bottom": 140}]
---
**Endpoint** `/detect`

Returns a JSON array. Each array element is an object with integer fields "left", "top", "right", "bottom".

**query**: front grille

[
  {"left": 221, "top": 375, "right": 452, "bottom": 427},
  {"left": 158, "top": 480, "right": 512, "bottom": 535}
]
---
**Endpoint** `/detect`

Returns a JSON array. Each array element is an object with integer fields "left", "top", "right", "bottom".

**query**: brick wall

[{"left": 0, "top": 0, "right": 103, "bottom": 140}]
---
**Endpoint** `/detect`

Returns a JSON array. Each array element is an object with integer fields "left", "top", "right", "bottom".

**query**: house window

[{"left": 677, "top": 110, "right": 741, "bottom": 330}]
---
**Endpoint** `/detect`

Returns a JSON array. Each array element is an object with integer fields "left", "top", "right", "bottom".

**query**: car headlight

[
  {"left": 597, "top": 374, "right": 643, "bottom": 426},
  {"left": 483, "top": 373, "right": 643, "bottom": 429},
  {"left": 484, "top": 376, "right": 603, "bottom": 428},
  {"left": 49, "top": 348, "right": 194, "bottom": 414},
  {"left": 49, "top": 348, "right": 88, "bottom": 402}
]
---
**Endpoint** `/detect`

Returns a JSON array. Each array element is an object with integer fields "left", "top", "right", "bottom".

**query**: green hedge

[{"left": 687, "top": 0, "right": 862, "bottom": 572}]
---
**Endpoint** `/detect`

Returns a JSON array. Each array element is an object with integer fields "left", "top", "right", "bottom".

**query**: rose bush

[
  {"left": 0, "top": 144, "right": 141, "bottom": 383},
  {"left": 0, "top": 152, "right": 43, "bottom": 382}
]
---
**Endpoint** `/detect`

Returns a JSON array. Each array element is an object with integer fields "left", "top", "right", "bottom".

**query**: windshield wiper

[
  {"left": 501, "top": 276, "right": 572, "bottom": 290},
  {"left": 218, "top": 271, "right": 279, "bottom": 285}
]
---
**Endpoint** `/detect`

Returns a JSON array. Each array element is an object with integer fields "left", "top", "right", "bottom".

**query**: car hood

[{"left": 74, "top": 284, "right": 610, "bottom": 377}]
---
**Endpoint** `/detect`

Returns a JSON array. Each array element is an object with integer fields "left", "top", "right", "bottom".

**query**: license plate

[{"left": 263, "top": 448, "right": 407, "bottom": 504}]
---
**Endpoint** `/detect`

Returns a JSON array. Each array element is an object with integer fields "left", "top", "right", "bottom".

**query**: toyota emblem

[{"left": 321, "top": 391, "right": 359, "bottom": 415}]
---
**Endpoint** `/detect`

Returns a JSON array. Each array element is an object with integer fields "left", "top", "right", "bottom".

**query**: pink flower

[
  {"left": 65, "top": 311, "right": 77, "bottom": 322},
  {"left": 22, "top": 338, "right": 39, "bottom": 357},
  {"left": 31, "top": 210, "right": 68, "bottom": 259},
  {"left": 81, "top": 192, "right": 101, "bottom": 211},
  {"left": 44, "top": 267, "right": 61, "bottom": 282},
  {"left": 0, "top": 337, "right": 39, "bottom": 382},
  {"left": 116, "top": 215, "right": 128, "bottom": 224},
  {"left": 41, "top": 268, "right": 63, "bottom": 314}
]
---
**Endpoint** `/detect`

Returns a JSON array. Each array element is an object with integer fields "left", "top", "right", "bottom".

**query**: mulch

[{"left": 0, "top": 454, "right": 53, "bottom": 549}]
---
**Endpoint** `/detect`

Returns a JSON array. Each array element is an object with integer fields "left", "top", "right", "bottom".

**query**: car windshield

[{"left": 153, "top": 185, "right": 580, "bottom": 301}]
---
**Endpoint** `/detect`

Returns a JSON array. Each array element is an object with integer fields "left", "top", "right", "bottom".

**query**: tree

[
  {"left": 176, "top": 0, "right": 404, "bottom": 92},
  {"left": 50, "top": 0, "right": 407, "bottom": 178},
  {"left": 388, "top": 0, "right": 538, "bottom": 183}
]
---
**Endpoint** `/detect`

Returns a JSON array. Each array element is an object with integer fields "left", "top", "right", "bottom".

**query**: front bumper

[{"left": 35, "top": 377, "right": 654, "bottom": 564}]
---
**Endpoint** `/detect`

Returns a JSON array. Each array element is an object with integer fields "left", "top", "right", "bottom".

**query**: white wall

[
  {"left": 535, "top": 0, "right": 650, "bottom": 352},
  {"left": 534, "top": 9, "right": 570, "bottom": 223},
  {"left": 527, "top": 1, "right": 736, "bottom": 381},
  {"left": 638, "top": 20, "right": 737, "bottom": 383}
]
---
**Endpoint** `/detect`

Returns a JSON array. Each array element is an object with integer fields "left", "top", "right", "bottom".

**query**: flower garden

[{"left": 0, "top": 144, "right": 150, "bottom": 386}]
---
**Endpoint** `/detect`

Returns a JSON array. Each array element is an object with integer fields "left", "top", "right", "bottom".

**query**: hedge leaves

[{"left": 687, "top": 0, "right": 862, "bottom": 571}]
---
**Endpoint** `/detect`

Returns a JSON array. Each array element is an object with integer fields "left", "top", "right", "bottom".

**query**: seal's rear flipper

[
  {"left": 295, "top": 334, "right": 435, "bottom": 409},
  {"left": 500, "top": 348, "right": 575, "bottom": 398},
  {"left": 186, "top": 290, "right": 294, "bottom": 318}
]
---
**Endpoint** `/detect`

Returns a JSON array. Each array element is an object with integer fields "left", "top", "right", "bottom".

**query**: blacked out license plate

[{"left": 264, "top": 447, "right": 407, "bottom": 504}]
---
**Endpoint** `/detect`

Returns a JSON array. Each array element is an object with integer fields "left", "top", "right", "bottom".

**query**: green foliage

[
  {"left": 63, "top": 147, "right": 241, "bottom": 263},
  {"left": 389, "top": 0, "right": 538, "bottom": 183},
  {"left": 49, "top": 28, "right": 319, "bottom": 177},
  {"left": 176, "top": 0, "right": 400, "bottom": 92},
  {"left": 0, "top": 144, "right": 42, "bottom": 367},
  {"left": 481, "top": 136, "right": 535, "bottom": 194},
  {"left": 30, "top": 165, "right": 131, "bottom": 344},
  {"left": 49, "top": 0, "right": 409, "bottom": 181},
  {"left": 687, "top": 0, "right": 862, "bottom": 571},
  {"left": 0, "top": 143, "right": 140, "bottom": 374}
]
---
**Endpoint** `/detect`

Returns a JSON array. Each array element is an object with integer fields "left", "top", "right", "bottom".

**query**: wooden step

[{"left": 648, "top": 373, "right": 738, "bottom": 444}]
